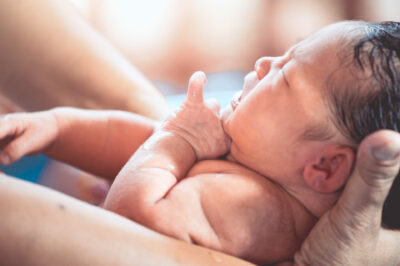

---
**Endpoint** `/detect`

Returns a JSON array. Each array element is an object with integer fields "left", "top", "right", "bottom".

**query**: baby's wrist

[
  {"left": 139, "top": 129, "right": 197, "bottom": 178},
  {"left": 46, "top": 107, "right": 75, "bottom": 155},
  {"left": 149, "top": 129, "right": 197, "bottom": 159},
  {"left": 49, "top": 107, "right": 67, "bottom": 137}
]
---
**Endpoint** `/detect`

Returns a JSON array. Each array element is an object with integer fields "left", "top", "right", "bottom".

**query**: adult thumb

[{"left": 338, "top": 130, "right": 400, "bottom": 217}]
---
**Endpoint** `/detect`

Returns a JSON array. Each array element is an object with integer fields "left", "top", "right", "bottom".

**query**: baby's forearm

[
  {"left": 47, "top": 107, "right": 155, "bottom": 179},
  {"left": 104, "top": 130, "right": 196, "bottom": 218}
]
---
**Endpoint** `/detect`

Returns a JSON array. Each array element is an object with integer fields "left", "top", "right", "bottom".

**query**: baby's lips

[
  {"left": 242, "top": 71, "right": 259, "bottom": 97},
  {"left": 230, "top": 90, "right": 242, "bottom": 111}
]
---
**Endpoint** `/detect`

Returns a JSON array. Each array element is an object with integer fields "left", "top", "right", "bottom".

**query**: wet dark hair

[{"left": 328, "top": 21, "right": 400, "bottom": 228}]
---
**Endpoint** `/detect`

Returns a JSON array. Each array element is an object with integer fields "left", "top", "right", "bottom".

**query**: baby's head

[{"left": 221, "top": 20, "right": 400, "bottom": 217}]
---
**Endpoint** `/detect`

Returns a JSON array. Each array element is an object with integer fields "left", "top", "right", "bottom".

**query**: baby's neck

[
  {"left": 284, "top": 185, "right": 341, "bottom": 218},
  {"left": 225, "top": 152, "right": 340, "bottom": 218}
]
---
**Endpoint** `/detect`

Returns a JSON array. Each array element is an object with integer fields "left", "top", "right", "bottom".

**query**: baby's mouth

[
  {"left": 232, "top": 71, "right": 259, "bottom": 110},
  {"left": 230, "top": 90, "right": 242, "bottom": 111}
]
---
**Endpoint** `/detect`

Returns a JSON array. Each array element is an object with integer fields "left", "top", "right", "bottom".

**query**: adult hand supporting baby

[{"left": 292, "top": 130, "right": 400, "bottom": 266}]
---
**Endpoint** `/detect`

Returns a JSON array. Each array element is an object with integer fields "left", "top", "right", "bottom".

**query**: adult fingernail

[
  {"left": 92, "top": 183, "right": 109, "bottom": 199},
  {"left": 372, "top": 144, "right": 400, "bottom": 161}
]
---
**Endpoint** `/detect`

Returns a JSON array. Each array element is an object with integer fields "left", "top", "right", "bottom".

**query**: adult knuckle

[{"left": 357, "top": 160, "right": 397, "bottom": 184}]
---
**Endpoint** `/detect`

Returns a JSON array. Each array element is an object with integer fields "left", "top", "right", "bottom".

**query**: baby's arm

[
  {"left": 0, "top": 108, "right": 155, "bottom": 179},
  {"left": 103, "top": 72, "right": 230, "bottom": 237}
]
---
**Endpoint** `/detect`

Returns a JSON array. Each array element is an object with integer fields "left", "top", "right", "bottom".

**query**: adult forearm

[
  {"left": 0, "top": 0, "right": 170, "bottom": 119},
  {"left": 0, "top": 174, "right": 252, "bottom": 266}
]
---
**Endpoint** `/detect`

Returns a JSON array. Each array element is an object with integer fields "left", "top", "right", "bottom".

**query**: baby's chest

[
  {"left": 175, "top": 160, "right": 303, "bottom": 261},
  {"left": 179, "top": 160, "right": 296, "bottom": 233}
]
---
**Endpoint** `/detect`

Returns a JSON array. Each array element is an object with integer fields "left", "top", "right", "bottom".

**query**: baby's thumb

[
  {"left": 186, "top": 71, "right": 206, "bottom": 103},
  {"left": 339, "top": 130, "right": 400, "bottom": 215}
]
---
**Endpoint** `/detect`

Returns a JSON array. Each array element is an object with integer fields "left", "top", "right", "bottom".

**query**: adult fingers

[
  {"left": 186, "top": 71, "right": 206, "bottom": 103},
  {"left": 0, "top": 114, "right": 23, "bottom": 141},
  {"left": 76, "top": 172, "right": 110, "bottom": 205},
  {"left": 338, "top": 129, "right": 400, "bottom": 215},
  {"left": 0, "top": 131, "right": 41, "bottom": 165},
  {"left": 294, "top": 130, "right": 400, "bottom": 266}
]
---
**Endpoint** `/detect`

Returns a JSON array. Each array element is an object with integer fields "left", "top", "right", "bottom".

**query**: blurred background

[{"left": 69, "top": 0, "right": 400, "bottom": 94}]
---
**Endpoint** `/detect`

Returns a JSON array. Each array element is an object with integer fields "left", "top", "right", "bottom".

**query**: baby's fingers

[
  {"left": 186, "top": 71, "right": 206, "bottom": 103},
  {"left": 341, "top": 130, "right": 400, "bottom": 211}
]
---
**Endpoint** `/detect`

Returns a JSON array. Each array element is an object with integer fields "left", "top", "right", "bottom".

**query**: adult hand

[{"left": 293, "top": 130, "right": 400, "bottom": 266}]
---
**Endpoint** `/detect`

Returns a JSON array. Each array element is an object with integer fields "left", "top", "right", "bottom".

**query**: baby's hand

[
  {"left": 0, "top": 111, "right": 58, "bottom": 165},
  {"left": 162, "top": 71, "right": 231, "bottom": 160}
]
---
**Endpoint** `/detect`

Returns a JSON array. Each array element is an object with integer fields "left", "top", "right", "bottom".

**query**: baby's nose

[{"left": 255, "top": 57, "right": 273, "bottom": 80}]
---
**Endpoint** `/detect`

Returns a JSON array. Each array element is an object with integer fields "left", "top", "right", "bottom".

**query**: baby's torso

[{"left": 169, "top": 159, "right": 317, "bottom": 264}]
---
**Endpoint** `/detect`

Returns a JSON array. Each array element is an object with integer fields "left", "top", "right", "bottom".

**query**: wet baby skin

[{"left": 104, "top": 22, "right": 358, "bottom": 264}]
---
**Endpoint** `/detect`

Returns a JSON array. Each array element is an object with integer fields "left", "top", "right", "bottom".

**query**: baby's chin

[{"left": 224, "top": 152, "right": 238, "bottom": 163}]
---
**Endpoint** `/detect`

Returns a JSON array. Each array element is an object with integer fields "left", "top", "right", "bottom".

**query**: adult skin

[
  {"left": 0, "top": 0, "right": 172, "bottom": 202},
  {"left": 288, "top": 130, "right": 400, "bottom": 266},
  {"left": 0, "top": 173, "right": 252, "bottom": 266},
  {"left": 0, "top": 0, "right": 170, "bottom": 119},
  {"left": 0, "top": 130, "right": 399, "bottom": 265}
]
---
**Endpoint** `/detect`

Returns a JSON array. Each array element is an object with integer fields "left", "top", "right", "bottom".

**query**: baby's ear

[{"left": 303, "top": 146, "right": 355, "bottom": 193}]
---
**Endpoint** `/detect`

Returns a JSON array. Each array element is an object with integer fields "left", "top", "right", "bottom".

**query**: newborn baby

[{"left": 0, "top": 20, "right": 398, "bottom": 264}]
